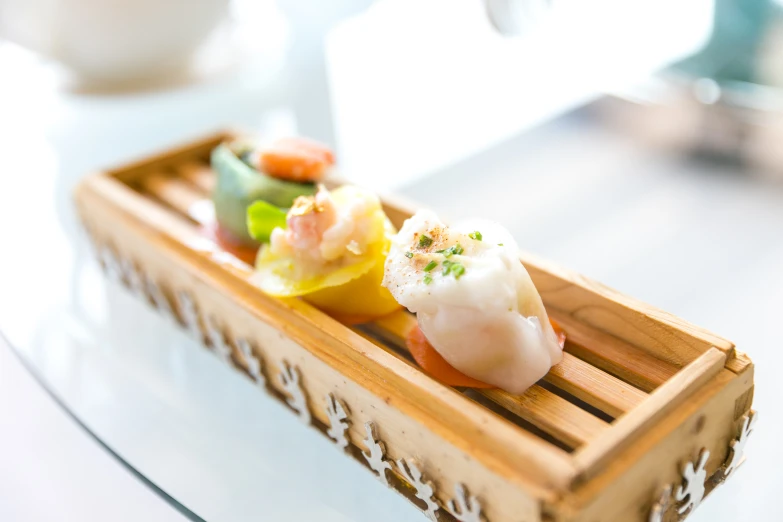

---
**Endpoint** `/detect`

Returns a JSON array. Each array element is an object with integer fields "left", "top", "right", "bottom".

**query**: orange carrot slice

[
  {"left": 259, "top": 137, "right": 335, "bottom": 183},
  {"left": 405, "top": 318, "right": 567, "bottom": 389}
]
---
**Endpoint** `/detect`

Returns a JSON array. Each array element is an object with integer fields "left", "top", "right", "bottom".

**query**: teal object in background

[
  {"left": 672, "top": 0, "right": 778, "bottom": 84},
  {"left": 210, "top": 143, "right": 316, "bottom": 245}
]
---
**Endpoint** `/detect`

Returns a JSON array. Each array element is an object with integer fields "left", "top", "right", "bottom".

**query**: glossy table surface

[{"left": 1, "top": 10, "right": 782, "bottom": 521}]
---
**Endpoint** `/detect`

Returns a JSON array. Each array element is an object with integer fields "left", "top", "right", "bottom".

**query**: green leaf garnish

[
  {"left": 423, "top": 274, "right": 433, "bottom": 285},
  {"left": 469, "top": 231, "right": 483, "bottom": 241},
  {"left": 247, "top": 200, "right": 288, "bottom": 243},
  {"left": 497, "top": 243, "right": 504, "bottom": 246},
  {"left": 423, "top": 260, "right": 437, "bottom": 272},
  {"left": 418, "top": 234, "right": 433, "bottom": 248},
  {"left": 405, "top": 252, "right": 414, "bottom": 259}
]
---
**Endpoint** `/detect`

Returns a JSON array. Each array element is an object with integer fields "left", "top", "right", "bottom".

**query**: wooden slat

[
  {"left": 551, "top": 312, "right": 679, "bottom": 393},
  {"left": 546, "top": 356, "right": 646, "bottom": 418},
  {"left": 140, "top": 174, "right": 213, "bottom": 226},
  {"left": 178, "top": 160, "right": 215, "bottom": 194},
  {"left": 483, "top": 386, "right": 608, "bottom": 448},
  {"left": 373, "top": 312, "right": 646, "bottom": 418},
  {"left": 572, "top": 347, "right": 727, "bottom": 480}
]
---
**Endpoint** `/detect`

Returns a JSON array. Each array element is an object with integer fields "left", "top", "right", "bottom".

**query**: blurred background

[{"left": 0, "top": 0, "right": 781, "bottom": 521}]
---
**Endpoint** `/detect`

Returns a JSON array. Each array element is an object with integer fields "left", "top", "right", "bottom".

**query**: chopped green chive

[
  {"left": 405, "top": 252, "right": 414, "bottom": 259},
  {"left": 423, "top": 260, "right": 437, "bottom": 272},
  {"left": 469, "top": 231, "right": 483, "bottom": 241},
  {"left": 437, "top": 244, "right": 463, "bottom": 258},
  {"left": 423, "top": 274, "right": 433, "bottom": 285},
  {"left": 418, "top": 234, "right": 433, "bottom": 248},
  {"left": 442, "top": 260, "right": 466, "bottom": 279},
  {"left": 497, "top": 243, "right": 504, "bottom": 246}
]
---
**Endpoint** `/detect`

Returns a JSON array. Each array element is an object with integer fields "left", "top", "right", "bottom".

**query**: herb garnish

[
  {"left": 423, "top": 274, "right": 433, "bottom": 285},
  {"left": 442, "top": 259, "right": 466, "bottom": 279},
  {"left": 436, "top": 243, "right": 463, "bottom": 258},
  {"left": 497, "top": 243, "right": 504, "bottom": 246},
  {"left": 469, "top": 231, "right": 483, "bottom": 241},
  {"left": 418, "top": 234, "right": 433, "bottom": 248},
  {"left": 423, "top": 260, "right": 437, "bottom": 272},
  {"left": 405, "top": 252, "right": 414, "bottom": 259}
]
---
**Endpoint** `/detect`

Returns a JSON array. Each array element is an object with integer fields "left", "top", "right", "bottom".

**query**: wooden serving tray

[{"left": 73, "top": 131, "right": 756, "bottom": 522}]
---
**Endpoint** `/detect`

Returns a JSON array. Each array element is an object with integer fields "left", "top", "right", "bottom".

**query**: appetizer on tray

[
  {"left": 74, "top": 131, "right": 757, "bottom": 522},
  {"left": 249, "top": 183, "right": 401, "bottom": 324}
]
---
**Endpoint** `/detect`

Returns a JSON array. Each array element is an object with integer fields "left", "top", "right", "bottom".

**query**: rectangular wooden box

[{"left": 73, "top": 132, "right": 756, "bottom": 522}]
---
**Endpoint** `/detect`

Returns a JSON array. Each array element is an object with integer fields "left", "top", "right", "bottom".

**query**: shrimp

[{"left": 269, "top": 185, "right": 383, "bottom": 267}]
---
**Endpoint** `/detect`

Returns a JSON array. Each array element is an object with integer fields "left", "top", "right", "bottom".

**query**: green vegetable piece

[
  {"left": 418, "top": 234, "right": 433, "bottom": 248},
  {"left": 405, "top": 252, "right": 414, "bottom": 259},
  {"left": 442, "top": 259, "right": 465, "bottom": 279},
  {"left": 246, "top": 200, "right": 288, "bottom": 243},
  {"left": 423, "top": 274, "right": 433, "bottom": 285},
  {"left": 211, "top": 142, "right": 316, "bottom": 245},
  {"left": 423, "top": 260, "right": 437, "bottom": 272},
  {"left": 439, "top": 244, "right": 463, "bottom": 258},
  {"left": 469, "top": 231, "right": 483, "bottom": 241}
]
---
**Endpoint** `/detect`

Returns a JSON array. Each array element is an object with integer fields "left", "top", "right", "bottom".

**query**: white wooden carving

[
  {"left": 448, "top": 483, "right": 484, "bottom": 522},
  {"left": 325, "top": 394, "right": 351, "bottom": 451},
  {"left": 396, "top": 458, "right": 439, "bottom": 521},
  {"left": 236, "top": 338, "right": 265, "bottom": 386},
  {"left": 279, "top": 361, "right": 311, "bottom": 424},
  {"left": 648, "top": 484, "right": 672, "bottom": 522},
  {"left": 724, "top": 411, "right": 757, "bottom": 478},
  {"left": 675, "top": 449, "right": 710, "bottom": 516},
  {"left": 204, "top": 315, "right": 233, "bottom": 364},
  {"left": 175, "top": 291, "right": 202, "bottom": 340},
  {"left": 362, "top": 422, "right": 392, "bottom": 486},
  {"left": 145, "top": 276, "right": 173, "bottom": 318}
]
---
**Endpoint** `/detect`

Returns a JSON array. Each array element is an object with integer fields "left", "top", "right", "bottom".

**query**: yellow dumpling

[{"left": 251, "top": 185, "right": 400, "bottom": 321}]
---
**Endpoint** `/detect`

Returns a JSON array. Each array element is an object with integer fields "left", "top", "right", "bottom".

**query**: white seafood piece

[{"left": 382, "top": 210, "right": 562, "bottom": 394}]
